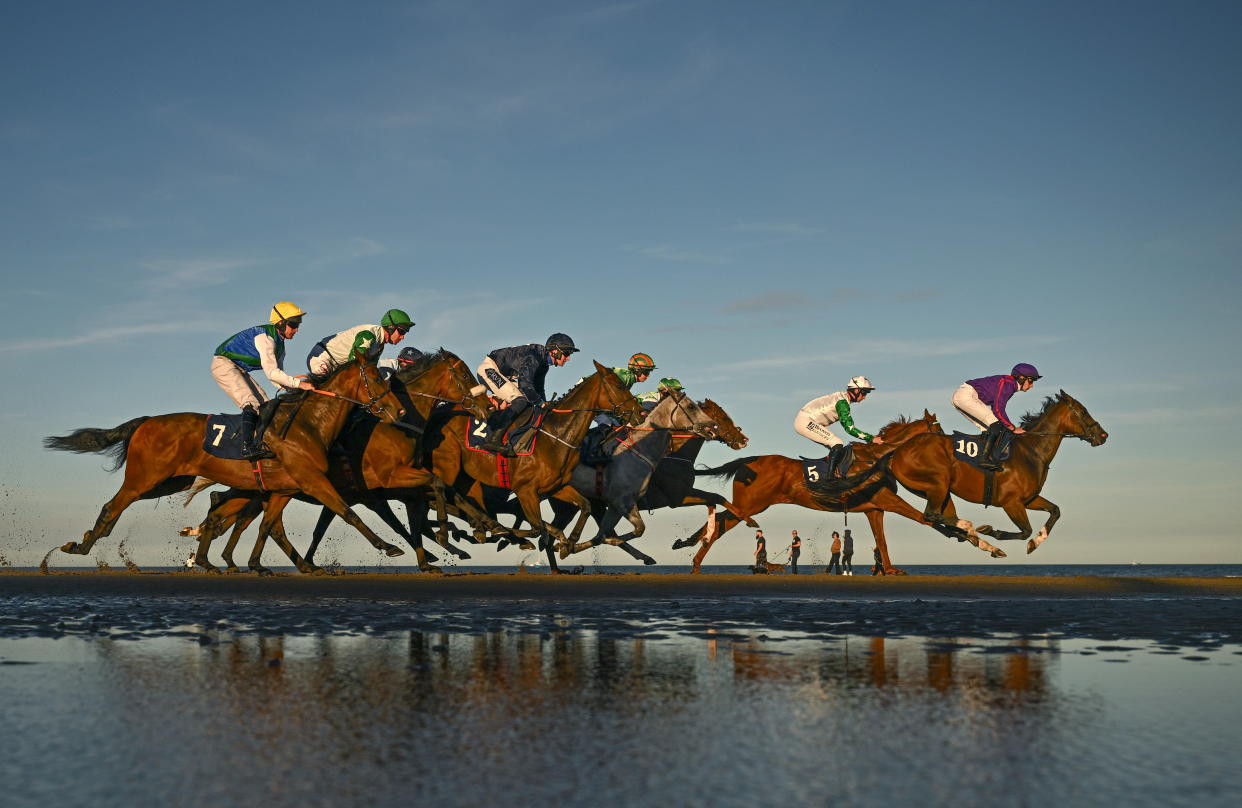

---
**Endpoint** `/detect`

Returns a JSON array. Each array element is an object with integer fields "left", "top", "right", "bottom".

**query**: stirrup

[{"left": 242, "top": 442, "right": 276, "bottom": 461}]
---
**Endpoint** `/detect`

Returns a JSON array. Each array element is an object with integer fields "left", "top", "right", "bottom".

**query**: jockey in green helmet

[
  {"left": 306, "top": 308, "right": 414, "bottom": 376},
  {"left": 612, "top": 353, "right": 656, "bottom": 389}
]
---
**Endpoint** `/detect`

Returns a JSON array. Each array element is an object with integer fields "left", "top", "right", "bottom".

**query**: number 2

[{"left": 472, "top": 421, "right": 490, "bottom": 439}]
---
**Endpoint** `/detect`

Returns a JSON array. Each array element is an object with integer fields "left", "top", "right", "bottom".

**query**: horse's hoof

[
  {"left": 419, "top": 565, "right": 444, "bottom": 575},
  {"left": 992, "top": 548, "right": 1008, "bottom": 558},
  {"left": 976, "top": 524, "right": 993, "bottom": 536},
  {"left": 743, "top": 518, "right": 759, "bottom": 528},
  {"left": 643, "top": 558, "right": 657, "bottom": 566},
  {"left": 671, "top": 538, "right": 692, "bottom": 550},
  {"left": 384, "top": 545, "right": 405, "bottom": 558},
  {"left": 60, "top": 542, "right": 81, "bottom": 554},
  {"left": 297, "top": 565, "right": 322, "bottom": 575},
  {"left": 1026, "top": 540, "right": 1038, "bottom": 555},
  {"left": 251, "top": 566, "right": 273, "bottom": 577},
  {"left": 224, "top": 566, "right": 241, "bottom": 574},
  {"left": 205, "top": 566, "right": 223, "bottom": 576}
]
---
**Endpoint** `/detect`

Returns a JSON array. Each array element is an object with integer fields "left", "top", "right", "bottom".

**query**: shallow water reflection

[{"left": 3, "top": 626, "right": 1239, "bottom": 807}]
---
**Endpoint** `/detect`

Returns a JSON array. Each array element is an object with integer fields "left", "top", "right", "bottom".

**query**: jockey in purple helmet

[{"left": 951, "top": 363, "right": 1041, "bottom": 469}]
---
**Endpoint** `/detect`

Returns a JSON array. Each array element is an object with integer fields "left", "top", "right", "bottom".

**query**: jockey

[
  {"left": 951, "top": 363, "right": 1040, "bottom": 470},
  {"left": 306, "top": 309, "right": 414, "bottom": 376},
  {"left": 212, "top": 302, "right": 315, "bottom": 460},
  {"left": 636, "top": 377, "right": 683, "bottom": 410},
  {"left": 794, "top": 376, "right": 884, "bottom": 477},
  {"left": 379, "top": 345, "right": 426, "bottom": 380},
  {"left": 613, "top": 353, "right": 656, "bottom": 390},
  {"left": 476, "top": 333, "right": 578, "bottom": 453}
]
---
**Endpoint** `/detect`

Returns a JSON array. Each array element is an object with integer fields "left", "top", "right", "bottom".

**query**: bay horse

[
  {"left": 672, "top": 411, "right": 988, "bottom": 573},
  {"left": 45, "top": 357, "right": 409, "bottom": 563},
  {"left": 502, "top": 390, "right": 720, "bottom": 564},
  {"left": 826, "top": 391, "right": 1108, "bottom": 555},
  {"left": 430, "top": 360, "right": 647, "bottom": 571},
  {"left": 179, "top": 350, "right": 494, "bottom": 573}
]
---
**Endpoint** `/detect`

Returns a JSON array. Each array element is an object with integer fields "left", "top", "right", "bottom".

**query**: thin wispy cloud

[
  {"left": 720, "top": 291, "right": 817, "bottom": 314},
  {"left": 731, "top": 221, "right": 823, "bottom": 236},
  {"left": 140, "top": 258, "right": 260, "bottom": 289},
  {"left": 2, "top": 322, "right": 203, "bottom": 352},
  {"left": 626, "top": 245, "right": 728, "bottom": 264}
]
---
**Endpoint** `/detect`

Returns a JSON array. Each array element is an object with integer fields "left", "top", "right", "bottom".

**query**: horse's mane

[
  {"left": 306, "top": 357, "right": 371, "bottom": 386},
  {"left": 875, "top": 414, "right": 913, "bottom": 437},
  {"left": 1020, "top": 392, "right": 1069, "bottom": 430}
]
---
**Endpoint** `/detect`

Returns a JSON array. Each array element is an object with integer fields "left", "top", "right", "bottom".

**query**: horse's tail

[
  {"left": 806, "top": 454, "right": 895, "bottom": 507},
  {"left": 695, "top": 456, "right": 759, "bottom": 480},
  {"left": 180, "top": 476, "right": 217, "bottom": 508},
  {"left": 43, "top": 416, "right": 150, "bottom": 472}
]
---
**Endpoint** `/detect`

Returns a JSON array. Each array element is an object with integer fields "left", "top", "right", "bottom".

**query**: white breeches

[
  {"left": 793, "top": 412, "right": 843, "bottom": 448},
  {"left": 952, "top": 383, "right": 997, "bottom": 431},
  {"left": 211, "top": 356, "right": 269, "bottom": 411},
  {"left": 476, "top": 357, "right": 523, "bottom": 404}
]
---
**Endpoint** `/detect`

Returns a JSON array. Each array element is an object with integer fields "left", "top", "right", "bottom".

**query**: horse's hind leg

[
  {"left": 62, "top": 474, "right": 165, "bottom": 555},
  {"left": 222, "top": 498, "right": 263, "bottom": 572},
  {"left": 247, "top": 495, "right": 292, "bottom": 576}
]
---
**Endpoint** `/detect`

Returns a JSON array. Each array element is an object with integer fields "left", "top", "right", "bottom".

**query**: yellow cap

[{"left": 269, "top": 301, "right": 306, "bottom": 324}]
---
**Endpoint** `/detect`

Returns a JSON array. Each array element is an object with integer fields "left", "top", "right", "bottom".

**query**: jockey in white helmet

[{"left": 794, "top": 376, "right": 884, "bottom": 476}]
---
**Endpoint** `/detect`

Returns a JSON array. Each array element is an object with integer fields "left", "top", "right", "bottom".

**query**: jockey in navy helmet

[{"left": 475, "top": 333, "right": 579, "bottom": 453}]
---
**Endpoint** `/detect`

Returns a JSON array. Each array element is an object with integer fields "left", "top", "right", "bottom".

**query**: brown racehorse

[
  {"left": 179, "top": 350, "right": 494, "bottom": 573},
  {"left": 431, "top": 360, "right": 646, "bottom": 571},
  {"left": 825, "top": 391, "right": 1108, "bottom": 555},
  {"left": 672, "top": 411, "right": 987, "bottom": 574},
  {"left": 45, "top": 358, "right": 409, "bottom": 563}
]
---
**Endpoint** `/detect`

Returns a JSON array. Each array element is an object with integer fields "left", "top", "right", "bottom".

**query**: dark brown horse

[
  {"left": 431, "top": 360, "right": 646, "bottom": 571},
  {"left": 828, "top": 391, "right": 1108, "bottom": 555},
  {"left": 45, "top": 358, "right": 409, "bottom": 562},
  {"left": 672, "top": 411, "right": 980, "bottom": 573},
  {"left": 180, "top": 350, "right": 494, "bottom": 573}
]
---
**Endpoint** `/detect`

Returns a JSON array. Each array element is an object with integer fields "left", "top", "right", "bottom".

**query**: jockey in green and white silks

[
  {"left": 211, "top": 301, "right": 315, "bottom": 459},
  {"left": 306, "top": 309, "right": 413, "bottom": 376},
  {"left": 794, "top": 376, "right": 884, "bottom": 475},
  {"left": 637, "top": 377, "right": 683, "bottom": 409}
]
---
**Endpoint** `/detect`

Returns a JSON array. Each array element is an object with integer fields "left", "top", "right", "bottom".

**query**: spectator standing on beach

[
  {"left": 826, "top": 531, "right": 842, "bottom": 574},
  {"left": 788, "top": 530, "right": 802, "bottom": 574},
  {"left": 754, "top": 530, "right": 768, "bottom": 573},
  {"left": 841, "top": 529, "right": 855, "bottom": 576},
  {"left": 871, "top": 546, "right": 886, "bottom": 576}
]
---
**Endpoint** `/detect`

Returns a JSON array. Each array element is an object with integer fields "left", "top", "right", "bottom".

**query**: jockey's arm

[
  {"left": 834, "top": 399, "right": 875, "bottom": 442},
  {"left": 254, "top": 332, "right": 304, "bottom": 390}
]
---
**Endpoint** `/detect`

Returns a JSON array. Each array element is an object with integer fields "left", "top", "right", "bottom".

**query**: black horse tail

[
  {"left": 806, "top": 454, "right": 895, "bottom": 508},
  {"left": 695, "top": 456, "right": 759, "bottom": 481},
  {"left": 43, "top": 416, "right": 150, "bottom": 472}
]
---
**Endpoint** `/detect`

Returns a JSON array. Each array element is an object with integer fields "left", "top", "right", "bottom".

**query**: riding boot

[
  {"left": 480, "top": 398, "right": 528, "bottom": 454},
  {"left": 239, "top": 406, "right": 276, "bottom": 461},
  {"left": 978, "top": 422, "right": 1006, "bottom": 470},
  {"left": 826, "top": 444, "right": 846, "bottom": 478}
]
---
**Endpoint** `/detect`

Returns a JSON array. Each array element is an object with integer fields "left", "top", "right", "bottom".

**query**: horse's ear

[
  {"left": 923, "top": 408, "right": 932, "bottom": 418},
  {"left": 593, "top": 359, "right": 607, "bottom": 374},
  {"left": 1058, "top": 389, "right": 1068, "bottom": 400}
]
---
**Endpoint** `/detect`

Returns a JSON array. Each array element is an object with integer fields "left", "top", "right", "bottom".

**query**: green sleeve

[
  {"left": 835, "top": 399, "right": 874, "bottom": 442},
  {"left": 351, "top": 330, "right": 377, "bottom": 360}
]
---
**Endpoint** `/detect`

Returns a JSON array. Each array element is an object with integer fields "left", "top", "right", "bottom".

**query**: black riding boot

[
  {"left": 826, "top": 444, "right": 846, "bottom": 478},
  {"left": 978, "top": 422, "right": 1006, "bottom": 470},
  {"left": 479, "top": 400, "right": 527, "bottom": 454},
  {"left": 239, "top": 406, "right": 275, "bottom": 461}
]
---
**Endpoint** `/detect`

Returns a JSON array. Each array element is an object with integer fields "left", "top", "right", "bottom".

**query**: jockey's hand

[
  {"left": 297, "top": 380, "right": 315, "bottom": 391},
  {"left": 1012, "top": 427, "right": 1026, "bottom": 435},
  {"left": 871, "top": 436, "right": 885, "bottom": 445}
]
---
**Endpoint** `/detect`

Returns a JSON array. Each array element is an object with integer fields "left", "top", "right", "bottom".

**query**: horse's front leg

[
  {"left": 247, "top": 495, "right": 292, "bottom": 576},
  {"left": 975, "top": 500, "right": 1035, "bottom": 546},
  {"left": 515, "top": 487, "right": 559, "bottom": 572},
  {"left": 1019, "top": 495, "right": 1059, "bottom": 555}
]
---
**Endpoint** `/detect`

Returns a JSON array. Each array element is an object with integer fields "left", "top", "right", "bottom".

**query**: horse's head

[
  {"left": 442, "top": 350, "right": 491, "bottom": 423},
  {"left": 592, "top": 360, "right": 646, "bottom": 425},
  {"left": 876, "top": 410, "right": 942, "bottom": 444},
  {"left": 646, "top": 390, "right": 718, "bottom": 438},
  {"left": 699, "top": 399, "right": 748, "bottom": 449},
  {"left": 1051, "top": 391, "right": 1109, "bottom": 446},
  {"left": 329, "top": 357, "right": 405, "bottom": 422}
]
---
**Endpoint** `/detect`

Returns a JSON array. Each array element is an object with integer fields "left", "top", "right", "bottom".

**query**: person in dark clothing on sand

[
  {"left": 841, "top": 529, "right": 855, "bottom": 575},
  {"left": 788, "top": 530, "right": 802, "bottom": 574},
  {"left": 753, "top": 530, "right": 768, "bottom": 574}
]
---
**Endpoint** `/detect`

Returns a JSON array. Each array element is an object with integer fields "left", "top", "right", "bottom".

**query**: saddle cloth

[
  {"left": 950, "top": 431, "right": 1012, "bottom": 469},
  {"left": 798, "top": 445, "right": 854, "bottom": 484},
  {"left": 203, "top": 413, "right": 249, "bottom": 460},
  {"left": 465, "top": 407, "right": 547, "bottom": 456}
]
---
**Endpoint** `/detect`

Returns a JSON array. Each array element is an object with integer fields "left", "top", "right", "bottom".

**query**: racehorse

[
  {"left": 511, "top": 391, "right": 720, "bottom": 564},
  {"left": 45, "top": 358, "right": 409, "bottom": 562},
  {"left": 823, "top": 391, "right": 1108, "bottom": 555},
  {"left": 428, "top": 360, "right": 646, "bottom": 571},
  {"left": 180, "top": 350, "right": 493, "bottom": 573},
  {"left": 672, "top": 411, "right": 988, "bottom": 573}
]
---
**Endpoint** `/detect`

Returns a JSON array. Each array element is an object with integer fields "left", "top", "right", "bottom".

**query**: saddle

[
  {"left": 465, "top": 407, "right": 547, "bottom": 456},
  {"left": 580, "top": 423, "right": 620, "bottom": 468},
  {"left": 799, "top": 445, "right": 854, "bottom": 484},
  {"left": 950, "top": 431, "right": 1013, "bottom": 470}
]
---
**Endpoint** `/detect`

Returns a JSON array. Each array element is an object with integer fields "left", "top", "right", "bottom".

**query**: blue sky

[{"left": 2, "top": 1, "right": 1239, "bottom": 568}]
